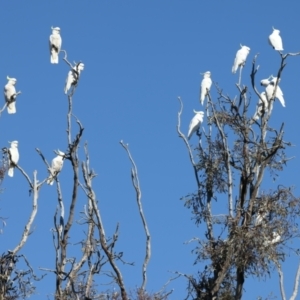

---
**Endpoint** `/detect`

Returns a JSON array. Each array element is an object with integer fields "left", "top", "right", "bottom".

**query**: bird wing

[
  {"left": 269, "top": 33, "right": 283, "bottom": 51},
  {"left": 265, "top": 84, "right": 274, "bottom": 101},
  {"left": 232, "top": 48, "right": 248, "bottom": 73},
  {"left": 50, "top": 34, "right": 62, "bottom": 52},
  {"left": 64, "top": 70, "right": 74, "bottom": 94},
  {"left": 4, "top": 84, "right": 16, "bottom": 102},
  {"left": 188, "top": 115, "right": 201, "bottom": 139},
  {"left": 8, "top": 147, "right": 19, "bottom": 165},
  {"left": 52, "top": 156, "right": 63, "bottom": 173},
  {"left": 275, "top": 86, "right": 285, "bottom": 107},
  {"left": 200, "top": 78, "right": 212, "bottom": 104},
  {"left": 232, "top": 52, "right": 240, "bottom": 74}
]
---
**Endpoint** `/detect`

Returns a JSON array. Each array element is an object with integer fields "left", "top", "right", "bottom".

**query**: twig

[{"left": 120, "top": 141, "right": 151, "bottom": 290}]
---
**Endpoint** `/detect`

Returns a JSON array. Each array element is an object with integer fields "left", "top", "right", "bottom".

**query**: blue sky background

[{"left": 1, "top": 1, "right": 300, "bottom": 299}]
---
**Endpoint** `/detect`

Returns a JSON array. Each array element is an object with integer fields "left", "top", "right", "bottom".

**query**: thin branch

[
  {"left": 275, "top": 261, "right": 287, "bottom": 300},
  {"left": 61, "top": 49, "right": 74, "bottom": 69},
  {"left": 15, "top": 165, "right": 33, "bottom": 189},
  {"left": 81, "top": 143, "right": 128, "bottom": 300},
  {"left": 12, "top": 171, "right": 39, "bottom": 254},
  {"left": 120, "top": 141, "right": 151, "bottom": 291},
  {"left": 207, "top": 93, "right": 233, "bottom": 217},
  {"left": 176, "top": 97, "right": 203, "bottom": 207},
  {"left": 290, "top": 260, "right": 300, "bottom": 300}
]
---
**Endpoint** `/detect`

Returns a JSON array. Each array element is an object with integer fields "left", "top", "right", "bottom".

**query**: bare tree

[
  {"left": 177, "top": 51, "right": 300, "bottom": 299},
  {"left": 0, "top": 35, "right": 172, "bottom": 299}
]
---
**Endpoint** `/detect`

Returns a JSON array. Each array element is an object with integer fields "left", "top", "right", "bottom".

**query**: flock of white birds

[
  {"left": 3, "top": 26, "right": 85, "bottom": 184},
  {"left": 188, "top": 27, "right": 284, "bottom": 139},
  {"left": 187, "top": 27, "right": 284, "bottom": 245}
]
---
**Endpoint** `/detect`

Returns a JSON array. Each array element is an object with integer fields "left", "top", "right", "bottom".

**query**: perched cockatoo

[
  {"left": 255, "top": 211, "right": 267, "bottom": 226},
  {"left": 49, "top": 27, "right": 62, "bottom": 64},
  {"left": 199, "top": 71, "right": 212, "bottom": 105},
  {"left": 264, "top": 231, "right": 281, "bottom": 246},
  {"left": 8, "top": 141, "right": 19, "bottom": 177},
  {"left": 263, "top": 76, "right": 285, "bottom": 107},
  {"left": 232, "top": 45, "right": 251, "bottom": 74},
  {"left": 253, "top": 92, "right": 270, "bottom": 120},
  {"left": 268, "top": 27, "right": 283, "bottom": 51},
  {"left": 4, "top": 76, "right": 21, "bottom": 114},
  {"left": 64, "top": 62, "right": 85, "bottom": 94},
  {"left": 47, "top": 150, "right": 65, "bottom": 185},
  {"left": 187, "top": 110, "right": 204, "bottom": 140},
  {"left": 270, "top": 231, "right": 281, "bottom": 244}
]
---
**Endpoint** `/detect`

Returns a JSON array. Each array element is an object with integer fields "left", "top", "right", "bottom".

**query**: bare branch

[
  {"left": 207, "top": 93, "right": 233, "bottom": 217},
  {"left": 275, "top": 261, "right": 287, "bottom": 300},
  {"left": 81, "top": 143, "right": 128, "bottom": 300},
  {"left": 290, "top": 260, "right": 300, "bottom": 300},
  {"left": 120, "top": 140, "right": 151, "bottom": 291},
  {"left": 61, "top": 49, "right": 74, "bottom": 69},
  {"left": 12, "top": 171, "right": 39, "bottom": 254}
]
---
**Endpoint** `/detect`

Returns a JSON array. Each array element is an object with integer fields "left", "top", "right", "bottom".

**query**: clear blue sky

[{"left": 1, "top": 1, "right": 300, "bottom": 299}]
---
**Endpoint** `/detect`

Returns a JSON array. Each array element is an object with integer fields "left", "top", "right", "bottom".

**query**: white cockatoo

[
  {"left": 232, "top": 45, "right": 251, "bottom": 74},
  {"left": 268, "top": 27, "right": 283, "bottom": 51},
  {"left": 253, "top": 92, "right": 270, "bottom": 120},
  {"left": 264, "top": 231, "right": 281, "bottom": 246},
  {"left": 49, "top": 27, "right": 62, "bottom": 64},
  {"left": 270, "top": 231, "right": 281, "bottom": 244},
  {"left": 8, "top": 141, "right": 19, "bottom": 177},
  {"left": 4, "top": 76, "right": 21, "bottom": 114},
  {"left": 64, "top": 62, "right": 85, "bottom": 94},
  {"left": 47, "top": 150, "right": 65, "bottom": 185},
  {"left": 255, "top": 211, "right": 267, "bottom": 226},
  {"left": 187, "top": 110, "right": 204, "bottom": 140},
  {"left": 199, "top": 71, "right": 212, "bottom": 105},
  {"left": 263, "top": 76, "right": 285, "bottom": 107}
]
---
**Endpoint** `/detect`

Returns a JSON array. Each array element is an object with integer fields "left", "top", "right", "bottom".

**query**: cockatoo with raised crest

[
  {"left": 64, "top": 62, "right": 85, "bottom": 94},
  {"left": 187, "top": 110, "right": 204, "bottom": 140},
  {"left": 47, "top": 150, "right": 65, "bottom": 185},
  {"left": 232, "top": 45, "right": 250, "bottom": 74},
  {"left": 4, "top": 76, "right": 21, "bottom": 114},
  {"left": 49, "top": 27, "right": 62, "bottom": 64},
  {"left": 7, "top": 141, "right": 19, "bottom": 177},
  {"left": 200, "top": 71, "right": 212, "bottom": 105},
  {"left": 269, "top": 27, "right": 283, "bottom": 51}
]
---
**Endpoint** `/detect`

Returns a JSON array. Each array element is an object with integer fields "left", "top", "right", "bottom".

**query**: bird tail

[
  {"left": 200, "top": 94, "right": 205, "bottom": 106},
  {"left": 275, "top": 46, "right": 284, "bottom": 51},
  {"left": 277, "top": 96, "right": 285, "bottom": 107},
  {"left": 47, "top": 168, "right": 56, "bottom": 185},
  {"left": 8, "top": 167, "right": 14, "bottom": 177},
  {"left": 47, "top": 176, "right": 54, "bottom": 185},
  {"left": 51, "top": 51, "right": 59, "bottom": 64},
  {"left": 64, "top": 83, "right": 71, "bottom": 94},
  {"left": 7, "top": 102, "right": 16, "bottom": 114}
]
